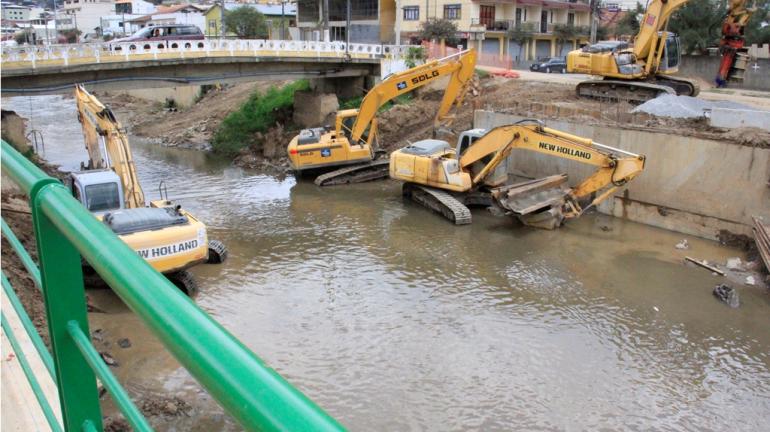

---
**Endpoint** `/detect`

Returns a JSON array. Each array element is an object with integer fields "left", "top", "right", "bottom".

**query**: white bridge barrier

[{"left": 1, "top": 39, "right": 412, "bottom": 70}]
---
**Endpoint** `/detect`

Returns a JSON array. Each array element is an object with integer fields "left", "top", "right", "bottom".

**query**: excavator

[
  {"left": 566, "top": 0, "right": 699, "bottom": 102},
  {"left": 72, "top": 85, "right": 227, "bottom": 294},
  {"left": 567, "top": 0, "right": 759, "bottom": 101},
  {"left": 716, "top": 0, "right": 758, "bottom": 86},
  {"left": 389, "top": 120, "right": 646, "bottom": 229},
  {"left": 287, "top": 49, "right": 477, "bottom": 186}
]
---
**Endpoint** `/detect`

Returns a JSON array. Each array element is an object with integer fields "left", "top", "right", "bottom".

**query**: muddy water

[{"left": 5, "top": 95, "right": 770, "bottom": 431}]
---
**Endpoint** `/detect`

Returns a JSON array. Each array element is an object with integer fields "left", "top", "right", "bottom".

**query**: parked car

[
  {"left": 530, "top": 57, "right": 567, "bottom": 73},
  {"left": 110, "top": 24, "right": 204, "bottom": 46}
]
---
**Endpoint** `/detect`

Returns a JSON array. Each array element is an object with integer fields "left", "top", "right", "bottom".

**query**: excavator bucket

[{"left": 492, "top": 174, "right": 570, "bottom": 230}]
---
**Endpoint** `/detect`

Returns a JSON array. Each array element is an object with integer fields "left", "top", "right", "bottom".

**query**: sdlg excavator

[
  {"left": 390, "top": 120, "right": 646, "bottom": 229},
  {"left": 287, "top": 49, "right": 477, "bottom": 186},
  {"left": 72, "top": 85, "right": 227, "bottom": 294}
]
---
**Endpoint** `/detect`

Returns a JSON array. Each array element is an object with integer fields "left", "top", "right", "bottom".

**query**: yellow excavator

[
  {"left": 287, "top": 49, "right": 477, "bottom": 186},
  {"left": 72, "top": 85, "right": 227, "bottom": 294},
  {"left": 566, "top": 0, "right": 699, "bottom": 102},
  {"left": 390, "top": 120, "right": 646, "bottom": 229}
]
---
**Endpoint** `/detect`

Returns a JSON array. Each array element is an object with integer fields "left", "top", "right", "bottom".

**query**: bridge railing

[
  {"left": 0, "top": 139, "right": 345, "bottom": 432},
  {"left": 1, "top": 39, "right": 413, "bottom": 69}
]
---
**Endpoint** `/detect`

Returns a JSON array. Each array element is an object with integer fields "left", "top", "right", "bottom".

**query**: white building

[
  {"left": 2, "top": 4, "right": 31, "bottom": 21},
  {"left": 603, "top": 0, "right": 644, "bottom": 11},
  {"left": 61, "top": 0, "right": 116, "bottom": 35},
  {"left": 128, "top": 4, "right": 207, "bottom": 34}
]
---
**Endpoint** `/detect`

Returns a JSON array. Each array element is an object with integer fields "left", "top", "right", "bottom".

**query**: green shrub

[
  {"left": 338, "top": 93, "right": 413, "bottom": 113},
  {"left": 212, "top": 80, "right": 309, "bottom": 156},
  {"left": 475, "top": 68, "right": 489, "bottom": 79}
]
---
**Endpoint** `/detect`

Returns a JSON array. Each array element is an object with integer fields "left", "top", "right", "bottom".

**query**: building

[
  {"left": 397, "top": 0, "right": 591, "bottom": 61},
  {"left": 602, "top": 0, "right": 642, "bottom": 11},
  {"left": 296, "top": 0, "right": 396, "bottom": 44},
  {"left": 204, "top": 2, "right": 298, "bottom": 38},
  {"left": 126, "top": 4, "right": 207, "bottom": 33},
  {"left": 61, "top": 0, "right": 117, "bottom": 34},
  {"left": 2, "top": 4, "right": 31, "bottom": 21}
]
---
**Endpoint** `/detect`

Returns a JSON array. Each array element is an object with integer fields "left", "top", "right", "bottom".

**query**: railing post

[{"left": 30, "top": 181, "right": 103, "bottom": 432}]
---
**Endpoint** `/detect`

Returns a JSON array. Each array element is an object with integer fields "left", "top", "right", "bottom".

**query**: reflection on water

[{"left": 5, "top": 95, "right": 770, "bottom": 431}]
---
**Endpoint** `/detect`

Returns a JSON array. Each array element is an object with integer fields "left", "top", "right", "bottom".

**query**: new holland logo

[
  {"left": 396, "top": 81, "right": 407, "bottom": 90},
  {"left": 137, "top": 239, "right": 199, "bottom": 260},
  {"left": 539, "top": 142, "right": 592, "bottom": 160}
]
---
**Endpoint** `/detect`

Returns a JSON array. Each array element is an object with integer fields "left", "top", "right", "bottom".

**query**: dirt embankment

[
  {"left": 104, "top": 74, "right": 769, "bottom": 168},
  {"left": 101, "top": 82, "right": 287, "bottom": 151}
]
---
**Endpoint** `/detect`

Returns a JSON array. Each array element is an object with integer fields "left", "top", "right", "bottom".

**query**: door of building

[{"left": 480, "top": 5, "right": 495, "bottom": 29}]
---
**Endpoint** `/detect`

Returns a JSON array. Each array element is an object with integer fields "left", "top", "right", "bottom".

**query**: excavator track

[
  {"left": 314, "top": 159, "right": 390, "bottom": 186},
  {"left": 576, "top": 79, "right": 675, "bottom": 103},
  {"left": 403, "top": 183, "right": 472, "bottom": 225},
  {"left": 654, "top": 74, "right": 700, "bottom": 97}
]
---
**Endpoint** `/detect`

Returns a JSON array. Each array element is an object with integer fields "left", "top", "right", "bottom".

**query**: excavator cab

[
  {"left": 658, "top": 32, "right": 682, "bottom": 73},
  {"left": 70, "top": 170, "right": 125, "bottom": 215}
]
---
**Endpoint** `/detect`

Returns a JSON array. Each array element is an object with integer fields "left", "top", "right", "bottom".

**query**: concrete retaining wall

[
  {"left": 475, "top": 110, "right": 770, "bottom": 240},
  {"left": 679, "top": 55, "right": 770, "bottom": 91}
]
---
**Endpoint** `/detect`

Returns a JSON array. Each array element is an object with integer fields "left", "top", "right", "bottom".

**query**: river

[{"left": 4, "top": 94, "right": 770, "bottom": 431}]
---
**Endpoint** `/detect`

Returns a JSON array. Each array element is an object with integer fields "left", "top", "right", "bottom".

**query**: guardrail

[
  {"left": 1, "top": 39, "right": 413, "bottom": 70},
  {"left": 0, "top": 140, "right": 345, "bottom": 431}
]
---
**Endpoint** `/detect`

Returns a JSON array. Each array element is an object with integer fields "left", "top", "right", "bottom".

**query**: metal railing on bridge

[
  {"left": 1, "top": 39, "right": 411, "bottom": 70},
  {"left": 0, "top": 139, "right": 345, "bottom": 431}
]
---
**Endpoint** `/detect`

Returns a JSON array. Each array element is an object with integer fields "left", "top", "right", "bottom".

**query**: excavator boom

[{"left": 75, "top": 85, "right": 145, "bottom": 208}]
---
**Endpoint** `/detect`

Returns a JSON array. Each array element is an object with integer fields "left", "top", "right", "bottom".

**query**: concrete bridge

[{"left": 1, "top": 39, "right": 407, "bottom": 96}]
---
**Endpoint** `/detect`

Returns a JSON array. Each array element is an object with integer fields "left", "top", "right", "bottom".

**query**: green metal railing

[{"left": 1, "top": 140, "right": 345, "bottom": 431}]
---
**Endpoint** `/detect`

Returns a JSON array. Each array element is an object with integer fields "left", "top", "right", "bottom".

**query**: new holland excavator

[
  {"left": 72, "top": 85, "right": 227, "bottom": 294},
  {"left": 567, "top": 0, "right": 758, "bottom": 101},
  {"left": 287, "top": 49, "right": 477, "bottom": 186},
  {"left": 389, "top": 120, "right": 646, "bottom": 229}
]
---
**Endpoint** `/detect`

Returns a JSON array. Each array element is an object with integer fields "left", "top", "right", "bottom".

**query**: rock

[
  {"left": 726, "top": 257, "right": 743, "bottom": 270},
  {"left": 675, "top": 239, "right": 689, "bottom": 250},
  {"left": 91, "top": 328, "right": 105, "bottom": 342},
  {"left": 745, "top": 275, "right": 756, "bottom": 286},
  {"left": 164, "top": 402, "right": 178, "bottom": 415},
  {"left": 713, "top": 284, "right": 740, "bottom": 308},
  {"left": 117, "top": 338, "right": 131, "bottom": 349}
]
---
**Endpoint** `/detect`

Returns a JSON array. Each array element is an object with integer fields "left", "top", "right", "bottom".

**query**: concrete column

[
  {"left": 311, "top": 77, "right": 365, "bottom": 100},
  {"left": 550, "top": 38, "right": 555, "bottom": 57}
]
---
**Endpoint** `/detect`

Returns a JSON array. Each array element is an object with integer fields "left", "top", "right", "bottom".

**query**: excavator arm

[
  {"left": 75, "top": 85, "right": 145, "bottom": 209},
  {"left": 632, "top": 0, "right": 690, "bottom": 65},
  {"left": 348, "top": 49, "right": 477, "bottom": 144},
  {"left": 459, "top": 122, "right": 645, "bottom": 217}
]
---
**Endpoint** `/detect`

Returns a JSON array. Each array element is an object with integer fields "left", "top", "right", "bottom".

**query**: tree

[
  {"left": 507, "top": 22, "right": 534, "bottom": 62},
  {"left": 614, "top": 2, "right": 645, "bottom": 39},
  {"left": 669, "top": 0, "right": 726, "bottom": 54},
  {"left": 552, "top": 24, "right": 587, "bottom": 56},
  {"left": 59, "top": 29, "right": 81, "bottom": 44},
  {"left": 419, "top": 18, "right": 458, "bottom": 44},
  {"left": 224, "top": 6, "right": 269, "bottom": 39},
  {"left": 404, "top": 46, "right": 426, "bottom": 68},
  {"left": 745, "top": 0, "right": 770, "bottom": 45},
  {"left": 14, "top": 30, "right": 34, "bottom": 45}
]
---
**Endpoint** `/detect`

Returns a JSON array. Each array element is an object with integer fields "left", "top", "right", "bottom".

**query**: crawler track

[
  {"left": 314, "top": 159, "right": 390, "bottom": 186},
  {"left": 403, "top": 183, "right": 471, "bottom": 225},
  {"left": 575, "top": 76, "right": 699, "bottom": 103}
]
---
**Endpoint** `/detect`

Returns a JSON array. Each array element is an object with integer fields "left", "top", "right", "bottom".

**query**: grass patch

[
  {"left": 339, "top": 93, "right": 414, "bottom": 112},
  {"left": 475, "top": 68, "right": 490, "bottom": 78},
  {"left": 212, "top": 80, "right": 310, "bottom": 156}
]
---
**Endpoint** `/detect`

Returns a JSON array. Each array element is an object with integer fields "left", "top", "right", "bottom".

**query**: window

[
  {"left": 403, "top": 6, "right": 419, "bottom": 21},
  {"left": 85, "top": 183, "right": 120, "bottom": 212},
  {"left": 567, "top": 13, "right": 575, "bottom": 25},
  {"left": 444, "top": 4, "right": 461, "bottom": 20},
  {"left": 479, "top": 5, "right": 494, "bottom": 28}
]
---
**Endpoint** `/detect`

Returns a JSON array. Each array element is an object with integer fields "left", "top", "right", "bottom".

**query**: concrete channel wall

[
  {"left": 475, "top": 110, "right": 770, "bottom": 240},
  {"left": 678, "top": 55, "right": 770, "bottom": 91}
]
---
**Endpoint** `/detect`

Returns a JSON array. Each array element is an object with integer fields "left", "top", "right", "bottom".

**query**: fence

[
  {"left": 1, "top": 39, "right": 412, "bottom": 70},
  {"left": 0, "top": 140, "right": 345, "bottom": 431}
]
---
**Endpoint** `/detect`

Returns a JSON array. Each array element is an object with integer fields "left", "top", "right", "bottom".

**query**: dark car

[
  {"left": 530, "top": 57, "right": 567, "bottom": 73},
  {"left": 111, "top": 24, "right": 204, "bottom": 45}
]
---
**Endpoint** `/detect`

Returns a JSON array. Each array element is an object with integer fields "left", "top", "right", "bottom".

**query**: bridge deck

[{"left": 1, "top": 287, "right": 62, "bottom": 431}]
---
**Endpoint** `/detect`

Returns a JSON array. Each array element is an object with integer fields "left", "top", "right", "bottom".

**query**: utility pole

[
  {"left": 281, "top": 0, "right": 286, "bottom": 40},
  {"left": 52, "top": 0, "right": 59, "bottom": 42},
  {"left": 395, "top": 0, "right": 401, "bottom": 45},
  {"left": 323, "top": 0, "right": 329, "bottom": 42},
  {"left": 589, "top": 0, "right": 598, "bottom": 44},
  {"left": 346, "top": 0, "right": 350, "bottom": 49},
  {"left": 219, "top": 0, "right": 225, "bottom": 39}
]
